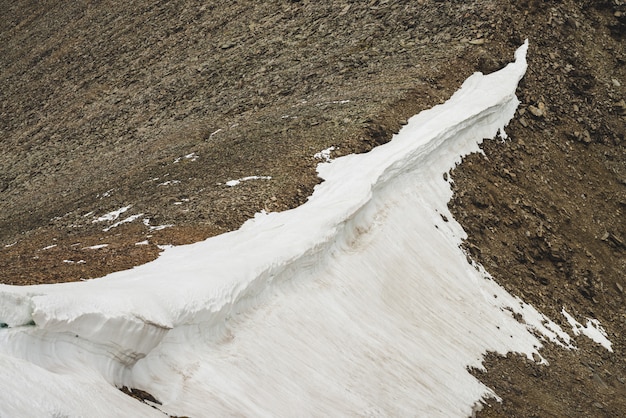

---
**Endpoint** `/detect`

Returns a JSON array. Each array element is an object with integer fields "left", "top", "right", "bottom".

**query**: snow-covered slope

[{"left": 0, "top": 41, "right": 576, "bottom": 417}]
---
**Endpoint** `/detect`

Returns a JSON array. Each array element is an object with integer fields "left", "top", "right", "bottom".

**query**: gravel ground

[{"left": 1, "top": 0, "right": 625, "bottom": 416}]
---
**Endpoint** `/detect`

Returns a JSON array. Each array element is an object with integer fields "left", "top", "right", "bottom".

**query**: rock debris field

[{"left": 1, "top": 0, "right": 625, "bottom": 416}]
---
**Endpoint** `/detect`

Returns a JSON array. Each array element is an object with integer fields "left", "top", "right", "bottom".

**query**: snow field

[{"left": 0, "top": 41, "right": 608, "bottom": 417}]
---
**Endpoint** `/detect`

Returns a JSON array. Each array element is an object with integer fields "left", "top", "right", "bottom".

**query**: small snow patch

[
  {"left": 316, "top": 99, "right": 351, "bottom": 106},
  {"left": 314, "top": 146, "right": 336, "bottom": 162},
  {"left": 151, "top": 225, "right": 173, "bottom": 231},
  {"left": 225, "top": 176, "right": 272, "bottom": 187},
  {"left": 93, "top": 206, "right": 132, "bottom": 223},
  {"left": 157, "top": 180, "right": 181, "bottom": 187},
  {"left": 84, "top": 244, "right": 109, "bottom": 250},
  {"left": 174, "top": 153, "right": 199, "bottom": 163},
  {"left": 42, "top": 244, "right": 57, "bottom": 251},
  {"left": 208, "top": 128, "right": 222, "bottom": 139},
  {"left": 143, "top": 219, "right": 174, "bottom": 231},
  {"left": 562, "top": 308, "right": 613, "bottom": 352},
  {"left": 103, "top": 213, "right": 144, "bottom": 232}
]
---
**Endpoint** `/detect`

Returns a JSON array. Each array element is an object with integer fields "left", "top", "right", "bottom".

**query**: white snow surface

[
  {"left": 102, "top": 213, "right": 145, "bottom": 232},
  {"left": 562, "top": 308, "right": 613, "bottom": 352},
  {"left": 225, "top": 175, "right": 272, "bottom": 187},
  {"left": 84, "top": 244, "right": 109, "bottom": 250},
  {"left": 314, "top": 146, "right": 336, "bottom": 162},
  {"left": 0, "top": 41, "right": 589, "bottom": 416},
  {"left": 92, "top": 205, "right": 132, "bottom": 223}
]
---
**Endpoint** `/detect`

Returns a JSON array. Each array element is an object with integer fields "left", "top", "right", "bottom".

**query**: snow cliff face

[{"left": 0, "top": 41, "right": 576, "bottom": 417}]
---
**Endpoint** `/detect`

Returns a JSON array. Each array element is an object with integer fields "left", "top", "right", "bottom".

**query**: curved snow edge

[{"left": 0, "top": 42, "right": 529, "bottom": 375}]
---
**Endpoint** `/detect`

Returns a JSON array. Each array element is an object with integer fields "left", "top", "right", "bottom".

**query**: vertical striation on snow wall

[{"left": 0, "top": 41, "right": 578, "bottom": 416}]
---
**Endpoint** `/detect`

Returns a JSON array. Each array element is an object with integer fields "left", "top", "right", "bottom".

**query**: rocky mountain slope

[{"left": 1, "top": 0, "right": 624, "bottom": 416}]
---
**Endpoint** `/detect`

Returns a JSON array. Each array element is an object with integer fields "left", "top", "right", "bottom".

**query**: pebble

[
  {"left": 503, "top": 168, "right": 516, "bottom": 180},
  {"left": 219, "top": 41, "right": 236, "bottom": 50},
  {"left": 528, "top": 102, "right": 546, "bottom": 118},
  {"left": 612, "top": 78, "right": 621, "bottom": 87}
]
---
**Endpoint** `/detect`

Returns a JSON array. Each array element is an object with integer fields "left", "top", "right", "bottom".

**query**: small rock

[
  {"left": 593, "top": 402, "right": 604, "bottom": 410},
  {"left": 219, "top": 41, "right": 236, "bottom": 50},
  {"left": 469, "top": 38, "right": 485, "bottom": 45},
  {"left": 532, "top": 352, "right": 541, "bottom": 363},
  {"left": 503, "top": 168, "right": 516, "bottom": 180},
  {"left": 519, "top": 117, "right": 529, "bottom": 127},
  {"left": 538, "top": 102, "right": 546, "bottom": 112},
  {"left": 612, "top": 78, "right": 621, "bottom": 87},
  {"left": 616, "top": 282, "right": 624, "bottom": 294},
  {"left": 528, "top": 103, "right": 545, "bottom": 117}
]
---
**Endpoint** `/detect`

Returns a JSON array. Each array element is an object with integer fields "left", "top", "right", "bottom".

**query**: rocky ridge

[{"left": 1, "top": 0, "right": 625, "bottom": 416}]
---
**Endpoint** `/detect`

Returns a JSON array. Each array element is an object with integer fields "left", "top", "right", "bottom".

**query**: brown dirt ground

[
  {"left": 1, "top": 0, "right": 625, "bottom": 416},
  {"left": 449, "top": 1, "right": 626, "bottom": 416}
]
